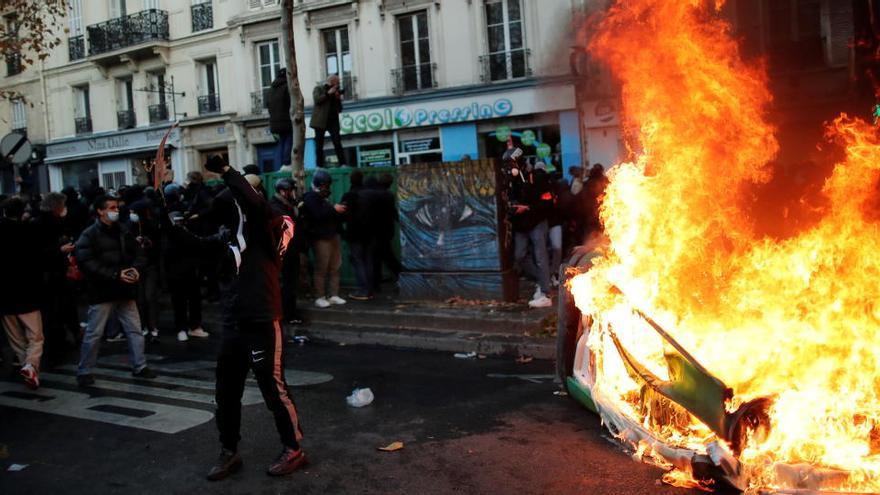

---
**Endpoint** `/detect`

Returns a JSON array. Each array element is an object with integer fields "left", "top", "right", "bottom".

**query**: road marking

[
  {"left": 39, "top": 372, "right": 263, "bottom": 406},
  {"left": 0, "top": 383, "right": 213, "bottom": 434},
  {"left": 486, "top": 373, "right": 556, "bottom": 384},
  {"left": 1, "top": 360, "right": 334, "bottom": 433}
]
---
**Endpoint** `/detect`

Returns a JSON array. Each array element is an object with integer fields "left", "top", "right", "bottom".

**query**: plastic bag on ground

[{"left": 346, "top": 387, "right": 374, "bottom": 408}]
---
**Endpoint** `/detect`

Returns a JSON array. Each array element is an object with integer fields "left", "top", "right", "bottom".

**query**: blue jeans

[
  {"left": 77, "top": 300, "right": 147, "bottom": 375},
  {"left": 514, "top": 220, "right": 551, "bottom": 295},
  {"left": 274, "top": 132, "right": 293, "bottom": 169}
]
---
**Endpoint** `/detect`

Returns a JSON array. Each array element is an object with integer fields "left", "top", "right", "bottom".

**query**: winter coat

[
  {"left": 0, "top": 219, "right": 45, "bottom": 315},
  {"left": 268, "top": 76, "right": 292, "bottom": 134},
  {"left": 309, "top": 84, "right": 343, "bottom": 130},
  {"left": 75, "top": 220, "right": 147, "bottom": 304},
  {"left": 302, "top": 190, "right": 343, "bottom": 241},
  {"left": 218, "top": 169, "right": 284, "bottom": 323}
]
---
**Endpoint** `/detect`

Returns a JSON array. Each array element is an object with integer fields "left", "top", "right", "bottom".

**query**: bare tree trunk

[{"left": 281, "top": 0, "right": 306, "bottom": 195}]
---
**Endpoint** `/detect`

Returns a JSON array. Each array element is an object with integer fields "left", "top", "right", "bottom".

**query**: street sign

[{"left": 0, "top": 132, "right": 32, "bottom": 166}]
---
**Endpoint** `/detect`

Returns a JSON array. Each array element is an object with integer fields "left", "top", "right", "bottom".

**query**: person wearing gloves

[
  {"left": 200, "top": 156, "right": 306, "bottom": 481},
  {"left": 74, "top": 195, "right": 156, "bottom": 386},
  {"left": 302, "top": 170, "right": 347, "bottom": 308}
]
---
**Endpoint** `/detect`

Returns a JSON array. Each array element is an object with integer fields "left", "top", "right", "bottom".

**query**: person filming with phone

[
  {"left": 310, "top": 74, "right": 348, "bottom": 168},
  {"left": 74, "top": 195, "right": 156, "bottom": 387}
]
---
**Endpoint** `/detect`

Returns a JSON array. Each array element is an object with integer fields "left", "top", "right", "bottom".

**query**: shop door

[{"left": 256, "top": 144, "right": 277, "bottom": 173}]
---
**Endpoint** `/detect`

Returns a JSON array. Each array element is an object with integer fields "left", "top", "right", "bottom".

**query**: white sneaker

[
  {"left": 20, "top": 363, "right": 39, "bottom": 390},
  {"left": 150, "top": 328, "right": 159, "bottom": 338},
  {"left": 328, "top": 296, "right": 347, "bottom": 305},
  {"left": 315, "top": 297, "right": 331, "bottom": 308},
  {"left": 532, "top": 285, "right": 543, "bottom": 301},
  {"left": 141, "top": 328, "right": 149, "bottom": 337},
  {"left": 528, "top": 294, "right": 552, "bottom": 308},
  {"left": 177, "top": 330, "right": 189, "bottom": 342},
  {"left": 551, "top": 275, "right": 560, "bottom": 288},
  {"left": 187, "top": 328, "right": 210, "bottom": 338}
]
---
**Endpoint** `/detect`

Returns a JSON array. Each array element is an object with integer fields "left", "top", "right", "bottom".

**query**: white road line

[
  {"left": 0, "top": 383, "right": 213, "bottom": 434},
  {"left": 39, "top": 372, "right": 263, "bottom": 406}
]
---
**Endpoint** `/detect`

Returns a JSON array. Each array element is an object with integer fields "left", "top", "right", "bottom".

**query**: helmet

[
  {"left": 312, "top": 170, "right": 332, "bottom": 187},
  {"left": 275, "top": 178, "right": 295, "bottom": 192}
]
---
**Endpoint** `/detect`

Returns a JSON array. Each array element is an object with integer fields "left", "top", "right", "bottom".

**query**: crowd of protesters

[
  {"left": 504, "top": 146, "right": 608, "bottom": 308},
  {"left": 0, "top": 161, "right": 406, "bottom": 390}
]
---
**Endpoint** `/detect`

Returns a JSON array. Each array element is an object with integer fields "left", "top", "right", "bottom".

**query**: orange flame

[{"left": 570, "top": 0, "right": 880, "bottom": 492}]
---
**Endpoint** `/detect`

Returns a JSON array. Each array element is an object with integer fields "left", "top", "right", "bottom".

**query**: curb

[{"left": 298, "top": 324, "right": 555, "bottom": 360}]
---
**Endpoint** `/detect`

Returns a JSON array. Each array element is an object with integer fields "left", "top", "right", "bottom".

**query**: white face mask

[
  {"left": 106, "top": 211, "right": 119, "bottom": 223},
  {"left": 129, "top": 213, "right": 140, "bottom": 223}
]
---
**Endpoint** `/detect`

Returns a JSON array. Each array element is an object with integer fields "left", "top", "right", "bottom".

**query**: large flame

[{"left": 570, "top": 0, "right": 880, "bottom": 492}]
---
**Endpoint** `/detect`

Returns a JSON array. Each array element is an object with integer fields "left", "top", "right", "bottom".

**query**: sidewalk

[{"left": 198, "top": 289, "right": 558, "bottom": 360}]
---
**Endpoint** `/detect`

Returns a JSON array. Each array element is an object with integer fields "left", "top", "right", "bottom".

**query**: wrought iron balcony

[
  {"left": 75, "top": 117, "right": 92, "bottom": 135},
  {"left": 198, "top": 93, "right": 221, "bottom": 115},
  {"left": 479, "top": 49, "right": 531, "bottom": 83},
  {"left": 191, "top": 2, "right": 213, "bottom": 32},
  {"left": 251, "top": 89, "right": 269, "bottom": 115},
  {"left": 149, "top": 103, "right": 169, "bottom": 123},
  {"left": 69, "top": 35, "right": 86, "bottom": 62},
  {"left": 391, "top": 63, "right": 436, "bottom": 95},
  {"left": 117, "top": 110, "right": 136, "bottom": 129},
  {"left": 86, "top": 9, "right": 169, "bottom": 57},
  {"left": 6, "top": 53, "right": 22, "bottom": 77}
]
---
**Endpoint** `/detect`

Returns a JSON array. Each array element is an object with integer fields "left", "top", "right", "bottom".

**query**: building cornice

[{"left": 227, "top": 7, "right": 283, "bottom": 29}]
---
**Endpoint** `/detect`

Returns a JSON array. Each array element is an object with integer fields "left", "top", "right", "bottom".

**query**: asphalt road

[{"left": 0, "top": 334, "right": 716, "bottom": 495}]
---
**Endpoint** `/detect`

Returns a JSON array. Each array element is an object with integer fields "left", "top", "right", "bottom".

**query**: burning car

[{"left": 555, "top": 0, "right": 880, "bottom": 493}]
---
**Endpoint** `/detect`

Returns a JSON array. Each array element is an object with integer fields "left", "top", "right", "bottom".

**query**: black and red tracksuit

[{"left": 209, "top": 169, "right": 303, "bottom": 452}]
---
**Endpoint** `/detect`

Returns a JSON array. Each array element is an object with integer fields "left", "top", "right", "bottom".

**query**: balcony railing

[
  {"left": 198, "top": 93, "right": 221, "bottom": 115},
  {"left": 75, "top": 117, "right": 92, "bottom": 135},
  {"left": 251, "top": 89, "right": 269, "bottom": 115},
  {"left": 6, "top": 53, "right": 22, "bottom": 77},
  {"left": 69, "top": 35, "right": 86, "bottom": 62},
  {"left": 391, "top": 63, "right": 437, "bottom": 95},
  {"left": 86, "top": 9, "right": 169, "bottom": 56},
  {"left": 191, "top": 2, "right": 213, "bottom": 32},
  {"left": 149, "top": 103, "right": 169, "bottom": 123},
  {"left": 479, "top": 49, "right": 531, "bottom": 83},
  {"left": 117, "top": 109, "right": 136, "bottom": 129}
]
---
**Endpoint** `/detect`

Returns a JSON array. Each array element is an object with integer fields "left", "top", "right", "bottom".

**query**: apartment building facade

[{"left": 0, "top": 0, "right": 603, "bottom": 194}]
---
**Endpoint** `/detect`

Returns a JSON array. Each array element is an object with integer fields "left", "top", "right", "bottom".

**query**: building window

[
  {"left": 736, "top": 0, "right": 826, "bottom": 71},
  {"left": 322, "top": 26, "right": 355, "bottom": 99},
  {"left": 143, "top": 0, "right": 159, "bottom": 10},
  {"left": 11, "top": 99, "right": 26, "bottom": 133},
  {"left": 74, "top": 85, "right": 92, "bottom": 135},
  {"left": 148, "top": 71, "right": 170, "bottom": 123},
  {"left": 395, "top": 11, "right": 434, "bottom": 94},
  {"left": 116, "top": 78, "right": 136, "bottom": 129},
  {"left": 249, "top": 0, "right": 278, "bottom": 9},
  {"left": 252, "top": 40, "right": 282, "bottom": 113},
  {"left": 5, "top": 16, "right": 22, "bottom": 77},
  {"left": 109, "top": 0, "right": 127, "bottom": 18},
  {"left": 483, "top": 0, "right": 528, "bottom": 81},
  {"left": 68, "top": 0, "right": 85, "bottom": 61},
  {"left": 191, "top": 0, "right": 213, "bottom": 32},
  {"left": 198, "top": 59, "right": 220, "bottom": 115}
]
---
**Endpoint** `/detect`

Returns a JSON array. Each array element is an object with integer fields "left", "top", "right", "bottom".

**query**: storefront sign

[
  {"left": 358, "top": 148, "right": 393, "bottom": 167},
  {"left": 46, "top": 126, "right": 181, "bottom": 163},
  {"left": 401, "top": 138, "right": 438, "bottom": 153},
  {"left": 315, "top": 84, "right": 577, "bottom": 136}
]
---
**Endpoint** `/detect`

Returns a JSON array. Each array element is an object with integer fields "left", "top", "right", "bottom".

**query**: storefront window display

[
  {"left": 62, "top": 162, "right": 99, "bottom": 191},
  {"left": 481, "top": 125, "right": 561, "bottom": 170}
]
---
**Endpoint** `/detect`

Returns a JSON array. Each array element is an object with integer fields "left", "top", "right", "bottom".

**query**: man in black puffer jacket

[
  {"left": 74, "top": 195, "right": 155, "bottom": 387},
  {"left": 202, "top": 155, "right": 306, "bottom": 482}
]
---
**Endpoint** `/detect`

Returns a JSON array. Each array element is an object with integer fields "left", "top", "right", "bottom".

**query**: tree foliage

[{"left": 0, "top": 0, "right": 68, "bottom": 100}]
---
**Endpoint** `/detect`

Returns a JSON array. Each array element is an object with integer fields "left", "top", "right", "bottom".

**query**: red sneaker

[{"left": 20, "top": 364, "right": 39, "bottom": 390}]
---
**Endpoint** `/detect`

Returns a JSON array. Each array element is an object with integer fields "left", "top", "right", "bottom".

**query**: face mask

[
  {"left": 60, "top": 208, "right": 68, "bottom": 218},
  {"left": 129, "top": 213, "right": 140, "bottom": 223},
  {"left": 107, "top": 211, "right": 119, "bottom": 223}
]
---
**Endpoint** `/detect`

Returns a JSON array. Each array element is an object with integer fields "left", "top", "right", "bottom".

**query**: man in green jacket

[{"left": 310, "top": 75, "right": 347, "bottom": 168}]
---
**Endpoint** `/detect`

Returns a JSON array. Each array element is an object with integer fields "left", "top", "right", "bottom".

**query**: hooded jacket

[{"left": 268, "top": 75, "right": 292, "bottom": 134}]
